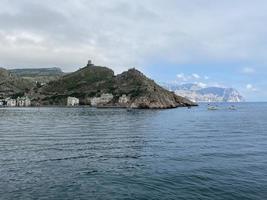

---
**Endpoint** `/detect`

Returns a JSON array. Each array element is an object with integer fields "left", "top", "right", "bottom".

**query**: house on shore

[
  {"left": 90, "top": 93, "right": 114, "bottom": 107},
  {"left": 17, "top": 96, "right": 31, "bottom": 107},
  {"left": 1, "top": 96, "right": 31, "bottom": 107},
  {"left": 119, "top": 94, "right": 130, "bottom": 104},
  {"left": 67, "top": 97, "right": 79, "bottom": 106},
  {"left": 6, "top": 98, "right": 16, "bottom": 107}
]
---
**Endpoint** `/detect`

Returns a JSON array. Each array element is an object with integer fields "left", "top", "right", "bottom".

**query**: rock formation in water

[{"left": 30, "top": 63, "right": 197, "bottom": 108}]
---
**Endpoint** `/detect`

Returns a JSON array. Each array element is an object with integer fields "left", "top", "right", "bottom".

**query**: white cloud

[
  {"left": 173, "top": 73, "right": 227, "bottom": 89},
  {"left": 176, "top": 73, "right": 187, "bottom": 81},
  {"left": 192, "top": 73, "right": 200, "bottom": 79},
  {"left": 212, "top": 83, "right": 226, "bottom": 88},
  {"left": 195, "top": 82, "right": 207, "bottom": 88},
  {"left": 242, "top": 67, "right": 255, "bottom": 74},
  {"left": 246, "top": 84, "right": 258, "bottom": 92},
  {"left": 246, "top": 84, "right": 253, "bottom": 90},
  {"left": 176, "top": 72, "right": 211, "bottom": 85}
]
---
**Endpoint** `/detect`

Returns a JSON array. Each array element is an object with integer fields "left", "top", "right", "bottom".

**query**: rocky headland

[{"left": 28, "top": 62, "right": 197, "bottom": 109}]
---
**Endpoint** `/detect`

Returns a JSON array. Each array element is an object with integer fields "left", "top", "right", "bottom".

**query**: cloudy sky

[{"left": 0, "top": 0, "right": 267, "bottom": 101}]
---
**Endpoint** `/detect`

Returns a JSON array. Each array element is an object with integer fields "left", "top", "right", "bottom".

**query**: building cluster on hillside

[
  {"left": 0, "top": 94, "right": 130, "bottom": 108},
  {"left": 66, "top": 93, "right": 130, "bottom": 107},
  {"left": 0, "top": 96, "right": 31, "bottom": 107},
  {"left": 90, "top": 93, "right": 114, "bottom": 106}
]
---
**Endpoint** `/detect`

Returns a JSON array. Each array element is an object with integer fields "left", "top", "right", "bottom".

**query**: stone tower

[{"left": 87, "top": 60, "right": 93, "bottom": 67}]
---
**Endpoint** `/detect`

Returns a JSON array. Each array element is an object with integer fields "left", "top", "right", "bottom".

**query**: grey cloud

[
  {"left": 1, "top": 0, "right": 267, "bottom": 73},
  {"left": 0, "top": 1, "right": 67, "bottom": 31}
]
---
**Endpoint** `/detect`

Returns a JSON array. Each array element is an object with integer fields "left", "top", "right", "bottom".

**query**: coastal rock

[
  {"left": 119, "top": 94, "right": 130, "bottom": 105},
  {"left": 115, "top": 68, "right": 195, "bottom": 108}
]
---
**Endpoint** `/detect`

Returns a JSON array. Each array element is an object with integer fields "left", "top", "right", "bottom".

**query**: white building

[
  {"left": 119, "top": 94, "right": 130, "bottom": 104},
  {"left": 67, "top": 97, "right": 79, "bottom": 106},
  {"left": 6, "top": 99, "right": 16, "bottom": 107},
  {"left": 90, "top": 93, "right": 113, "bottom": 107},
  {"left": 17, "top": 96, "right": 31, "bottom": 107}
]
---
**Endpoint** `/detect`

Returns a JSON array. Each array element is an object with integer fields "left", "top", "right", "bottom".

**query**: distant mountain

[
  {"left": 9, "top": 68, "right": 64, "bottom": 84},
  {"left": 31, "top": 63, "right": 196, "bottom": 108},
  {"left": 162, "top": 83, "right": 244, "bottom": 102},
  {"left": 9, "top": 67, "right": 64, "bottom": 76},
  {"left": 0, "top": 68, "right": 34, "bottom": 98}
]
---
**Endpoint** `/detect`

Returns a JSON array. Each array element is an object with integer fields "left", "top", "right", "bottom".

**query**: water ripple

[{"left": 0, "top": 103, "right": 267, "bottom": 199}]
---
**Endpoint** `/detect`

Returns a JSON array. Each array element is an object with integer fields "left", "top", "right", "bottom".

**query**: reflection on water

[{"left": 0, "top": 103, "right": 267, "bottom": 199}]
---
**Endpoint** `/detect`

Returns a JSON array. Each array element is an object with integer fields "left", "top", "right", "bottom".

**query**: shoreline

[{"left": 0, "top": 104, "right": 196, "bottom": 110}]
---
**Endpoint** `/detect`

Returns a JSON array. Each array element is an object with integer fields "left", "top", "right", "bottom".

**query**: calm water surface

[{"left": 0, "top": 103, "right": 267, "bottom": 200}]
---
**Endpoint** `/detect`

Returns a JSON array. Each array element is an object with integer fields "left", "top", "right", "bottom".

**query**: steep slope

[
  {"left": 0, "top": 68, "right": 34, "bottom": 98},
  {"left": 32, "top": 65, "right": 196, "bottom": 108},
  {"left": 32, "top": 65, "right": 115, "bottom": 105},
  {"left": 115, "top": 69, "right": 194, "bottom": 108}
]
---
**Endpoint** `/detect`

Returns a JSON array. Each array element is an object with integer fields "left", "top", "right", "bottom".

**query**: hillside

[
  {"left": 0, "top": 68, "right": 34, "bottom": 98},
  {"left": 9, "top": 68, "right": 64, "bottom": 84},
  {"left": 31, "top": 64, "right": 196, "bottom": 108}
]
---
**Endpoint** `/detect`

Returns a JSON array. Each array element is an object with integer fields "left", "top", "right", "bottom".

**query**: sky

[{"left": 0, "top": 0, "right": 267, "bottom": 101}]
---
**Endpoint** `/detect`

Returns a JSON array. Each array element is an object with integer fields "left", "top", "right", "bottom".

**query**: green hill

[
  {"left": 32, "top": 64, "right": 196, "bottom": 108},
  {"left": 9, "top": 68, "right": 64, "bottom": 84},
  {"left": 0, "top": 68, "right": 34, "bottom": 98}
]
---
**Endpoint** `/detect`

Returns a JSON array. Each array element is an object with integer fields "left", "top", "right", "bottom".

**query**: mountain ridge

[
  {"left": 9, "top": 67, "right": 64, "bottom": 84},
  {"left": 9, "top": 67, "right": 64, "bottom": 77},
  {"left": 162, "top": 83, "right": 244, "bottom": 103}
]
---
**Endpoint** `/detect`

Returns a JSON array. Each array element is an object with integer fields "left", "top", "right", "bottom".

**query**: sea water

[{"left": 0, "top": 103, "right": 267, "bottom": 199}]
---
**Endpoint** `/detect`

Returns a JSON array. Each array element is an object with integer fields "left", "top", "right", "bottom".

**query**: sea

[{"left": 0, "top": 103, "right": 267, "bottom": 200}]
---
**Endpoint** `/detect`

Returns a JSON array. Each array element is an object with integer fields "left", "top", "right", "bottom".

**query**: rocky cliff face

[
  {"left": 164, "top": 83, "right": 244, "bottom": 103},
  {"left": 31, "top": 65, "right": 196, "bottom": 108},
  {"left": 0, "top": 68, "right": 34, "bottom": 98},
  {"left": 115, "top": 69, "right": 195, "bottom": 108}
]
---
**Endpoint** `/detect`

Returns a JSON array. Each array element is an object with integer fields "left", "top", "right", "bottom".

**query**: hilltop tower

[{"left": 87, "top": 60, "right": 93, "bottom": 67}]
